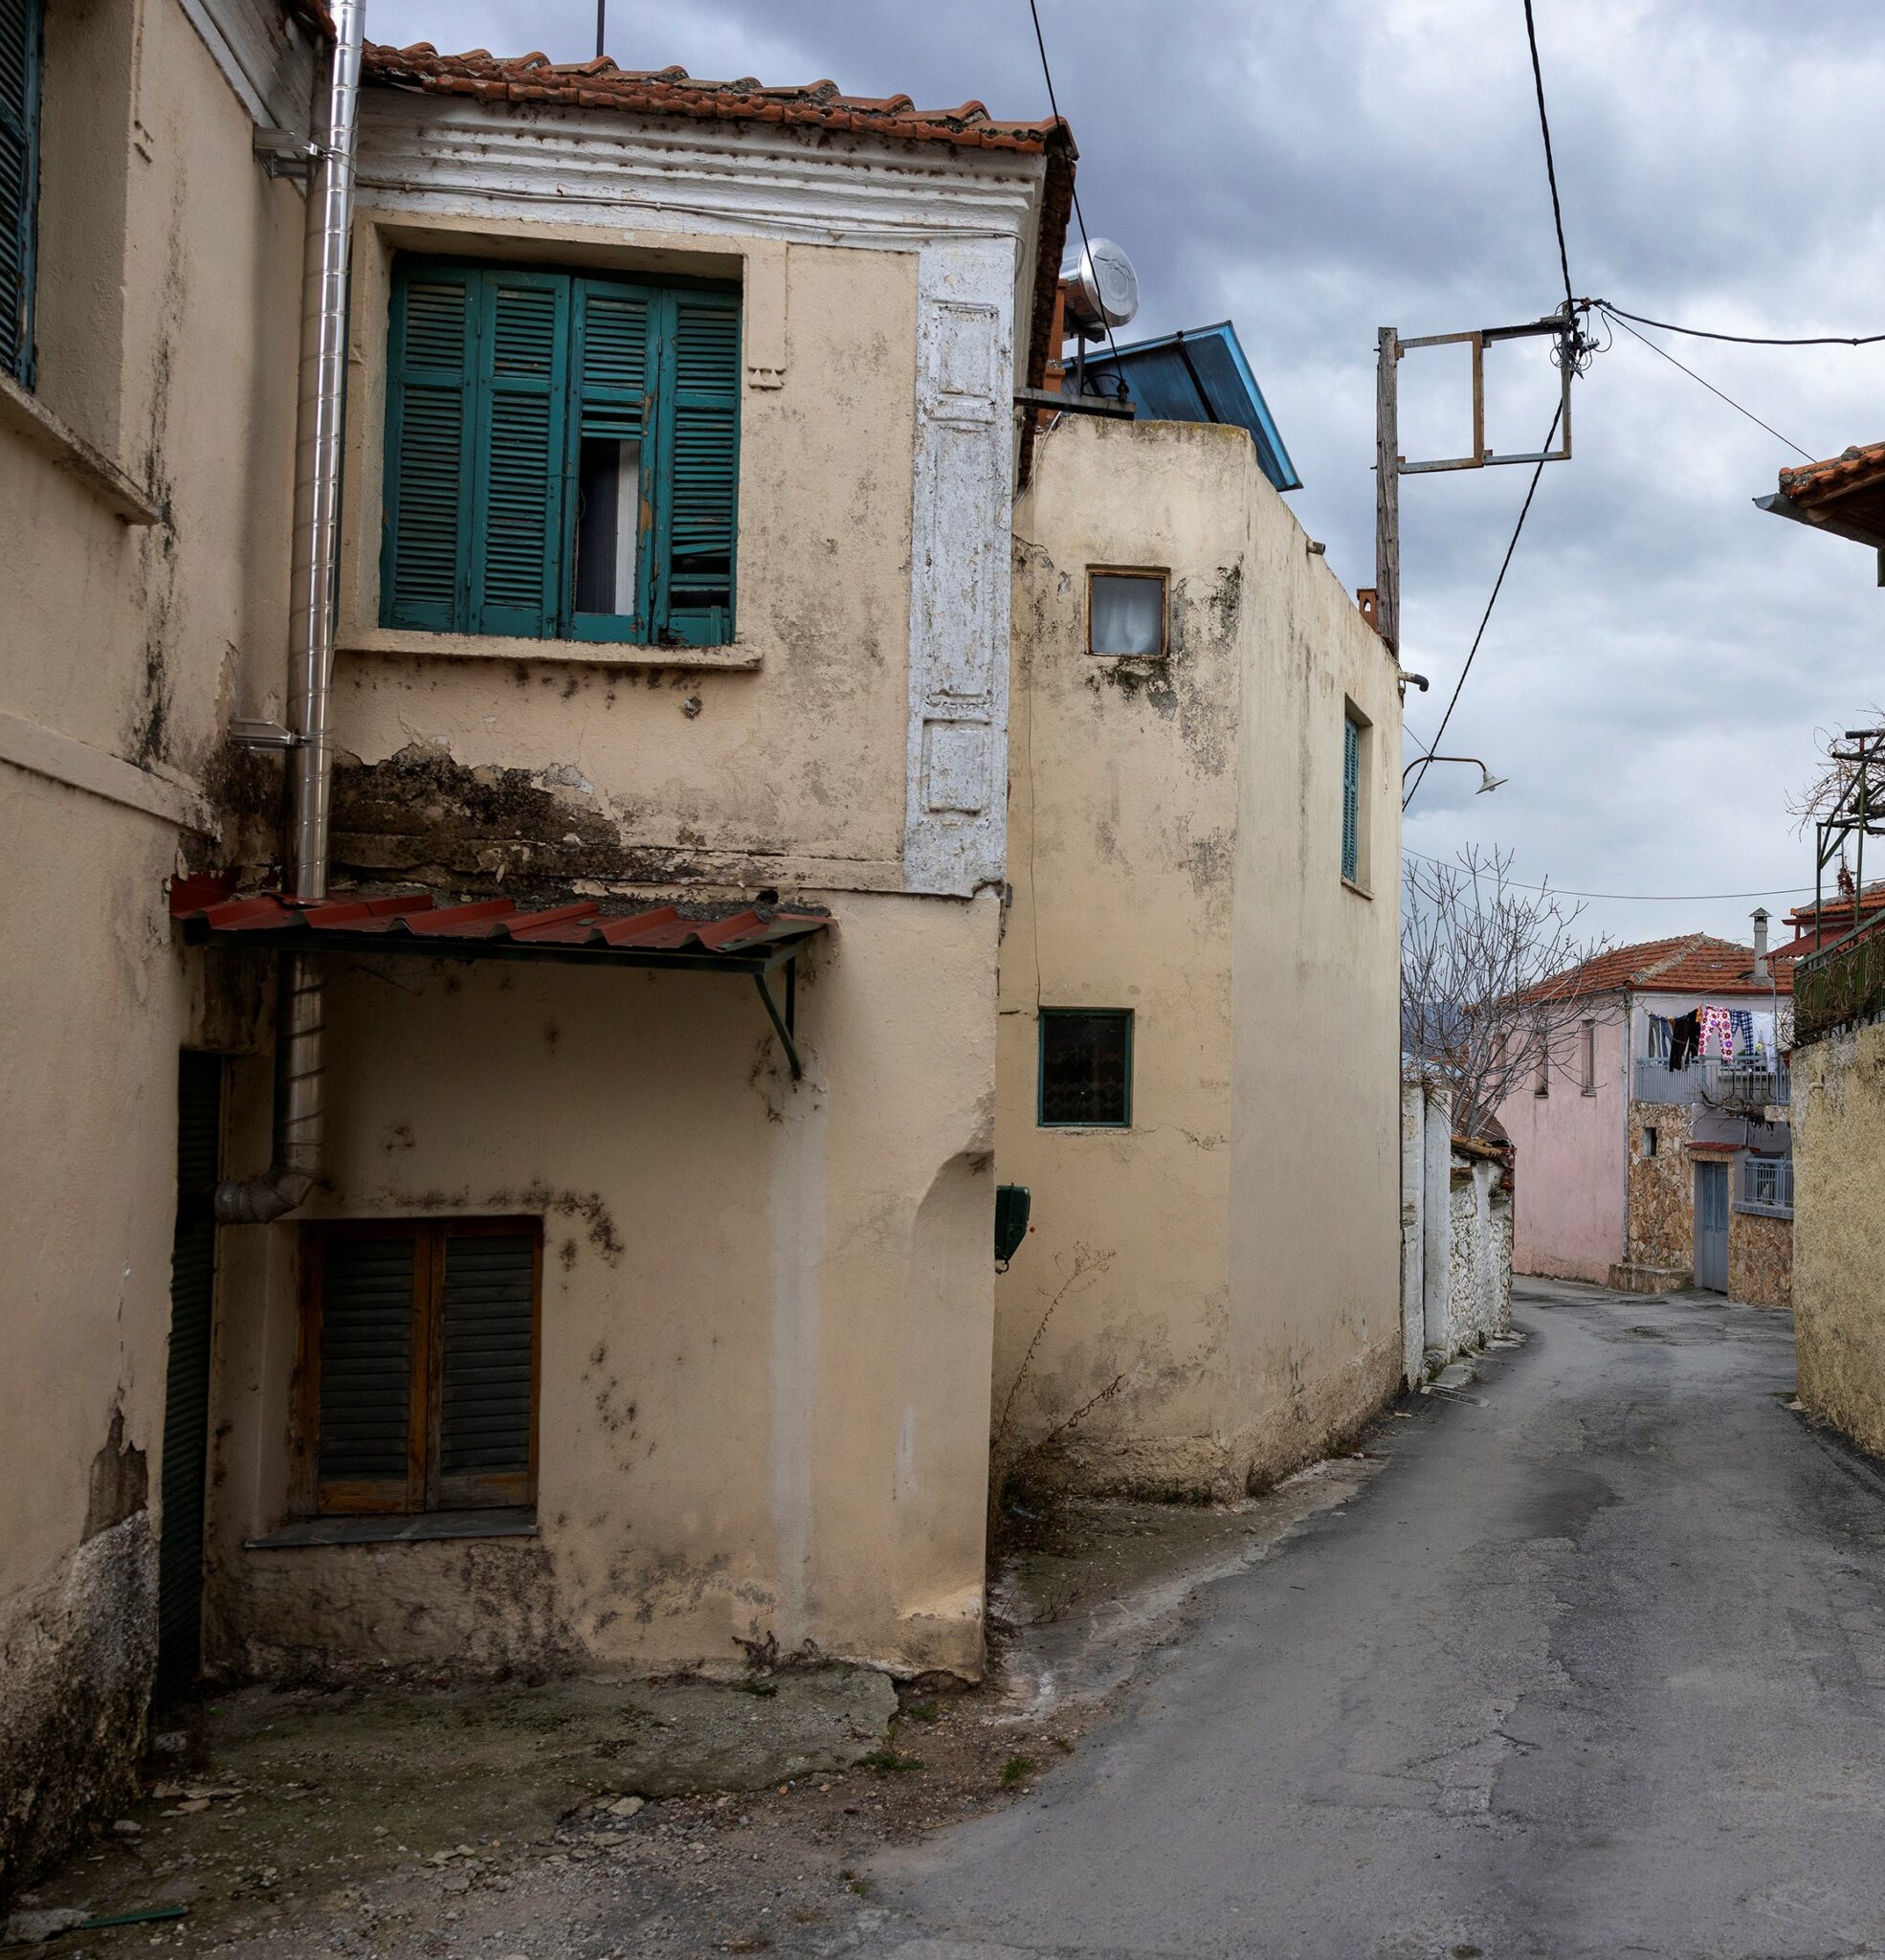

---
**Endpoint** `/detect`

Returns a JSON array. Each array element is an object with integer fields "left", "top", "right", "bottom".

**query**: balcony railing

[
  {"left": 1737, "top": 1154, "right": 1793, "bottom": 1217},
  {"left": 1632, "top": 1058, "right": 1790, "bottom": 1107}
]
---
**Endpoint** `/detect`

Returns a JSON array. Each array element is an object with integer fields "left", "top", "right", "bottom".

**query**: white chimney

[{"left": 1752, "top": 906, "right": 1770, "bottom": 982}]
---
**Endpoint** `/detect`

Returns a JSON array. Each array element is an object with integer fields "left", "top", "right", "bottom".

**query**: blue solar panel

[{"left": 1077, "top": 322, "right": 1300, "bottom": 494}]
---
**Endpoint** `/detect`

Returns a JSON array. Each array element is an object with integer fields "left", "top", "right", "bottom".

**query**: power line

[
  {"left": 1025, "top": 0, "right": 1122, "bottom": 370},
  {"left": 1521, "top": 0, "right": 1575, "bottom": 315},
  {"left": 1598, "top": 302, "right": 1885, "bottom": 349},
  {"left": 1402, "top": 847, "right": 1812, "bottom": 902},
  {"left": 1402, "top": 400, "right": 1563, "bottom": 813},
  {"left": 1601, "top": 307, "right": 1812, "bottom": 460}
]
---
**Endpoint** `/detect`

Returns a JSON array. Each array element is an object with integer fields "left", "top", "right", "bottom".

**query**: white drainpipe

[{"left": 216, "top": 0, "right": 365, "bottom": 1223}]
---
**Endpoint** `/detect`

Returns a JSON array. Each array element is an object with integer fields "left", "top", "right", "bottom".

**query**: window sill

[
  {"left": 1734, "top": 1202, "right": 1793, "bottom": 1222},
  {"left": 246, "top": 1507, "right": 538, "bottom": 1548},
  {"left": 1341, "top": 875, "right": 1372, "bottom": 901},
  {"left": 0, "top": 370, "right": 165, "bottom": 525},
  {"left": 340, "top": 626, "right": 761, "bottom": 671}
]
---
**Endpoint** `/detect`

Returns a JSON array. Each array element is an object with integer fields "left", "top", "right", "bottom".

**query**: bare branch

[{"left": 1402, "top": 845, "right": 1617, "bottom": 1140}]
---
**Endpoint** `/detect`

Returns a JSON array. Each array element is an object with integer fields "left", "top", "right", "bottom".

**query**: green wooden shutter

[
  {"left": 568, "top": 278, "right": 654, "bottom": 641},
  {"left": 0, "top": 0, "right": 41, "bottom": 386},
  {"left": 315, "top": 1230, "right": 419, "bottom": 1512},
  {"left": 1342, "top": 716, "right": 1361, "bottom": 882},
  {"left": 472, "top": 269, "right": 569, "bottom": 638},
  {"left": 656, "top": 291, "right": 740, "bottom": 646},
  {"left": 434, "top": 1229, "right": 536, "bottom": 1508},
  {"left": 381, "top": 268, "right": 477, "bottom": 631}
]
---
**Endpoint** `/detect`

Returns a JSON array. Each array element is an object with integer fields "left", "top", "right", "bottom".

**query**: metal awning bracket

[{"left": 753, "top": 953, "right": 802, "bottom": 1081}]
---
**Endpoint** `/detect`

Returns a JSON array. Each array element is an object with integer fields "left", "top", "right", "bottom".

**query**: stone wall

[
  {"left": 1729, "top": 1208, "right": 1792, "bottom": 1311},
  {"left": 1626, "top": 1100, "right": 1694, "bottom": 1269},
  {"left": 1792, "top": 1022, "right": 1885, "bottom": 1458}
]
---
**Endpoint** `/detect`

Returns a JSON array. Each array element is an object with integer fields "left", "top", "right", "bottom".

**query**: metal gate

[
  {"left": 156, "top": 1053, "right": 222, "bottom": 1704},
  {"left": 1695, "top": 1159, "right": 1729, "bottom": 1294}
]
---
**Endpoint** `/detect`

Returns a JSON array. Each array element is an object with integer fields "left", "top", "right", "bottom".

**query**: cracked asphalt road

[{"left": 858, "top": 1281, "right": 1885, "bottom": 1960}]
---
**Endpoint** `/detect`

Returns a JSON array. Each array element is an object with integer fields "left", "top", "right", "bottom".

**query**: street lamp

[{"left": 1402, "top": 754, "right": 1507, "bottom": 795}]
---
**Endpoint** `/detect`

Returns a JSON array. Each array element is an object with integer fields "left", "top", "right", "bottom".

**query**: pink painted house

[{"left": 1495, "top": 928, "right": 1796, "bottom": 1303}]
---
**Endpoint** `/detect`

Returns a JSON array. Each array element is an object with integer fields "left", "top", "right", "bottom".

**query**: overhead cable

[
  {"left": 1601, "top": 307, "right": 1813, "bottom": 460},
  {"left": 1403, "top": 402, "right": 1563, "bottom": 813},
  {"left": 1402, "top": 849, "right": 1814, "bottom": 902},
  {"left": 1597, "top": 302, "right": 1885, "bottom": 349},
  {"left": 1521, "top": 0, "right": 1575, "bottom": 316},
  {"left": 1025, "top": 0, "right": 1122, "bottom": 369}
]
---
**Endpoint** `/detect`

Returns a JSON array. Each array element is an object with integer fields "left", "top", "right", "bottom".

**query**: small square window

[
  {"left": 1038, "top": 1009, "right": 1133, "bottom": 1127},
  {"left": 1644, "top": 1126, "right": 1658, "bottom": 1158},
  {"left": 1087, "top": 570, "right": 1166, "bottom": 657}
]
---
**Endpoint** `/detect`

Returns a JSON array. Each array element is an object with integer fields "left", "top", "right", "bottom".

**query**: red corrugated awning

[{"left": 173, "top": 890, "right": 829, "bottom": 975}]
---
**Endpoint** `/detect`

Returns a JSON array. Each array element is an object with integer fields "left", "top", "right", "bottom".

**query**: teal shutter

[
  {"left": 1342, "top": 716, "right": 1361, "bottom": 882},
  {"left": 381, "top": 268, "right": 477, "bottom": 631},
  {"left": 0, "top": 0, "right": 42, "bottom": 386},
  {"left": 656, "top": 291, "right": 740, "bottom": 645},
  {"left": 472, "top": 269, "right": 569, "bottom": 638},
  {"left": 568, "top": 278, "right": 654, "bottom": 641}
]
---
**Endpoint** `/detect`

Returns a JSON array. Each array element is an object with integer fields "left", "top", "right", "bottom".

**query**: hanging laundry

[
  {"left": 1647, "top": 1013, "right": 1671, "bottom": 1062},
  {"left": 1750, "top": 1010, "right": 1776, "bottom": 1064},
  {"left": 1729, "top": 1008, "right": 1755, "bottom": 1058},
  {"left": 1699, "top": 1005, "right": 1735, "bottom": 1059},
  {"left": 1668, "top": 1010, "right": 1700, "bottom": 1070}
]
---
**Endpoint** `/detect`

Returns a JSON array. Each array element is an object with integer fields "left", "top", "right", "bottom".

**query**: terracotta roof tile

[
  {"left": 1778, "top": 440, "right": 1885, "bottom": 510},
  {"left": 360, "top": 45, "right": 1075, "bottom": 161},
  {"left": 1517, "top": 933, "right": 1794, "bottom": 1004}
]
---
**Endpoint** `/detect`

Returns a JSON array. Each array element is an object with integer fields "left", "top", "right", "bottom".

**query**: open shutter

[
  {"left": 656, "top": 291, "right": 740, "bottom": 646},
  {"left": 382, "top": 268, "right": 477, "bottom": 631},
  {"left": 472, "top": 270, "right": 568, "bottom": 638},
  {"left": 314, "top": 1228, "right": 422, "bottom": 1513},
  {"left": 567, "top": 278, "right": 654, "bottom": 641},
  {"left": 1342, "top": 717, "right": 1361, "bottom": 882},
  {"left": 432, "top": 1226, "right": 538, "bottom": 1508},
  {"left": 0, "top": 0, "right": 41, "bottom": 385}
]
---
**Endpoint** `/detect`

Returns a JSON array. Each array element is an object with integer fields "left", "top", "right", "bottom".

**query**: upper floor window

[
  {"left": 1342, "top": 705, "right": 1371, "bottom": 888},
  {"left": 1581, "top": 1019, "right": 1596, "bottom": 1094},
  {"left": 381, "top": 259, "right": 740, "bottom": 646},
  {"left": 1088, "top": 568, "right": 1166, "bottom": 656},
  {"left": 1039, "top": 1008, "right": 1134, "bottom": 1128},
  {"left": 0, "top": 0, "right": 43, "bottom": 387}
]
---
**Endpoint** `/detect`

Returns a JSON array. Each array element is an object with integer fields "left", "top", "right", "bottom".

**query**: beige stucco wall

[
  {"left": 208, "top": 889, "right": 999, "bottom": 1681},
  {"left": 0, "top": 1, "right": 307, "bottom": 1894},
  {"left": 1792, "top": 1026, "right": 1885, "bottom": 1455},
  {"left": 993, "top": 414, "right": 1404, "bottom": 1499}
]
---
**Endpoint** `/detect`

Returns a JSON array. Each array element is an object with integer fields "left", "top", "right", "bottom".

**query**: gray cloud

[{"left": 369, "top": 0, "right": 1885, "bottom": 947}]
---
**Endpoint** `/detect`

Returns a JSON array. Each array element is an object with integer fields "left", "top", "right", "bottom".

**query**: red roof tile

[
  {"left": 361, "top": 45, "right": 1073, "bottom": 160},
  {"left": 1777, "top": 441, "right": 1885, "bottom": 510},
  {"left": 1516, "top": 933, "right": 1794, "bottom": 1004},
  {"left": 173, "top": 890, "right": 830, "bottom": 970}
]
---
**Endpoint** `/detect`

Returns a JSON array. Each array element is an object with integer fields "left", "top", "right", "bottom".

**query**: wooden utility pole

[{"left": 1375, "top": 326, "right": 1401, "bottom": 657}]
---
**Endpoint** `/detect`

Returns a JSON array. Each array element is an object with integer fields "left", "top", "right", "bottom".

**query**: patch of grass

[
  {"left": 999, "top": 1754, "right": 1037, "bottom": 1789},
  {"left": 903, "top": 1699, "right": 941, "bottom": 1725},
  {"left": 734, "top": 1679, "right": 778, "bottom": 1699},
  {"left": 854, "top": 1749, "right": 921, "bottom": 1775}
]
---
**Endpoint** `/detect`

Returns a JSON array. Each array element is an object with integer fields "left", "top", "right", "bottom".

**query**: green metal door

[{"left": 156, "top": 1054, "right": 222, "bottom": 1704}]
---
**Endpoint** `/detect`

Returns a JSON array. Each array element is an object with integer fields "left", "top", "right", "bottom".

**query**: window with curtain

[
  {"left": 1038, "top": 1010, "right": 1134, "bottom": 1127},
  {"left": 0, "top": 0, "right": 42, "bottom": 387},
  {"left": 380, "top": 259, "right": 740, "bottom": 647},
  {"left": 1087, "top": 569, "right": 1166, "bottom": 656},
  {"left": 301, "top": 1219, "right": 541, "bottom": 1516}
]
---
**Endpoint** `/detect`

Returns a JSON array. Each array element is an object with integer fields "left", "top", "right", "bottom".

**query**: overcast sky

[{"left": 370, "top": 0, "right": 1885, "bottom": 949}]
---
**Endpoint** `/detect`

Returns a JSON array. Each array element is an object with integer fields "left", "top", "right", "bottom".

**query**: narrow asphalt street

[{"left": 860, "top": 1281, "right": 1885, "bottom": 1960}]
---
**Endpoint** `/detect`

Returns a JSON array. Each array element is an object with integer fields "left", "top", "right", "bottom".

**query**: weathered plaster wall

[
  {"left": 209, "top": 890, "right": 1001, "bottom": 1681},
  {"left": 1443, "top": 1158, "right": 1509, "bottom": 1353},
  {"left": 1497, "top": 1008, "right": 1627, "bottom": 1282},
  {"left": 1625, "top": 1099, "right": 1695, "bottom": 1272},
  {"left": 994, "top": 415, "right": 1404, "bottom": 1499},
  {"left": 1729, "top": 1209, "right": 1792, "bottom": 1311},
  {"left": 0, "top": 0, "right": 307, "bottom": 1896},
  {"left": 1793, "top": 1024, "right": 1885, "bottom": 1455}
]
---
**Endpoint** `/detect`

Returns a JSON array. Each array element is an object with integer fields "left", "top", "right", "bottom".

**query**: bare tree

[
  {"left": 1402, "top": 845, "right": 1614, "bottom": 1140},
  {"left": 1785, "top": 711, "right": 1885, "bottom": 835}
]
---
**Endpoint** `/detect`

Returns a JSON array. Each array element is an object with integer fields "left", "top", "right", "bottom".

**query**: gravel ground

[{"left": 6, "top": 1443, "right": 1391, "bottom": 1960}]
